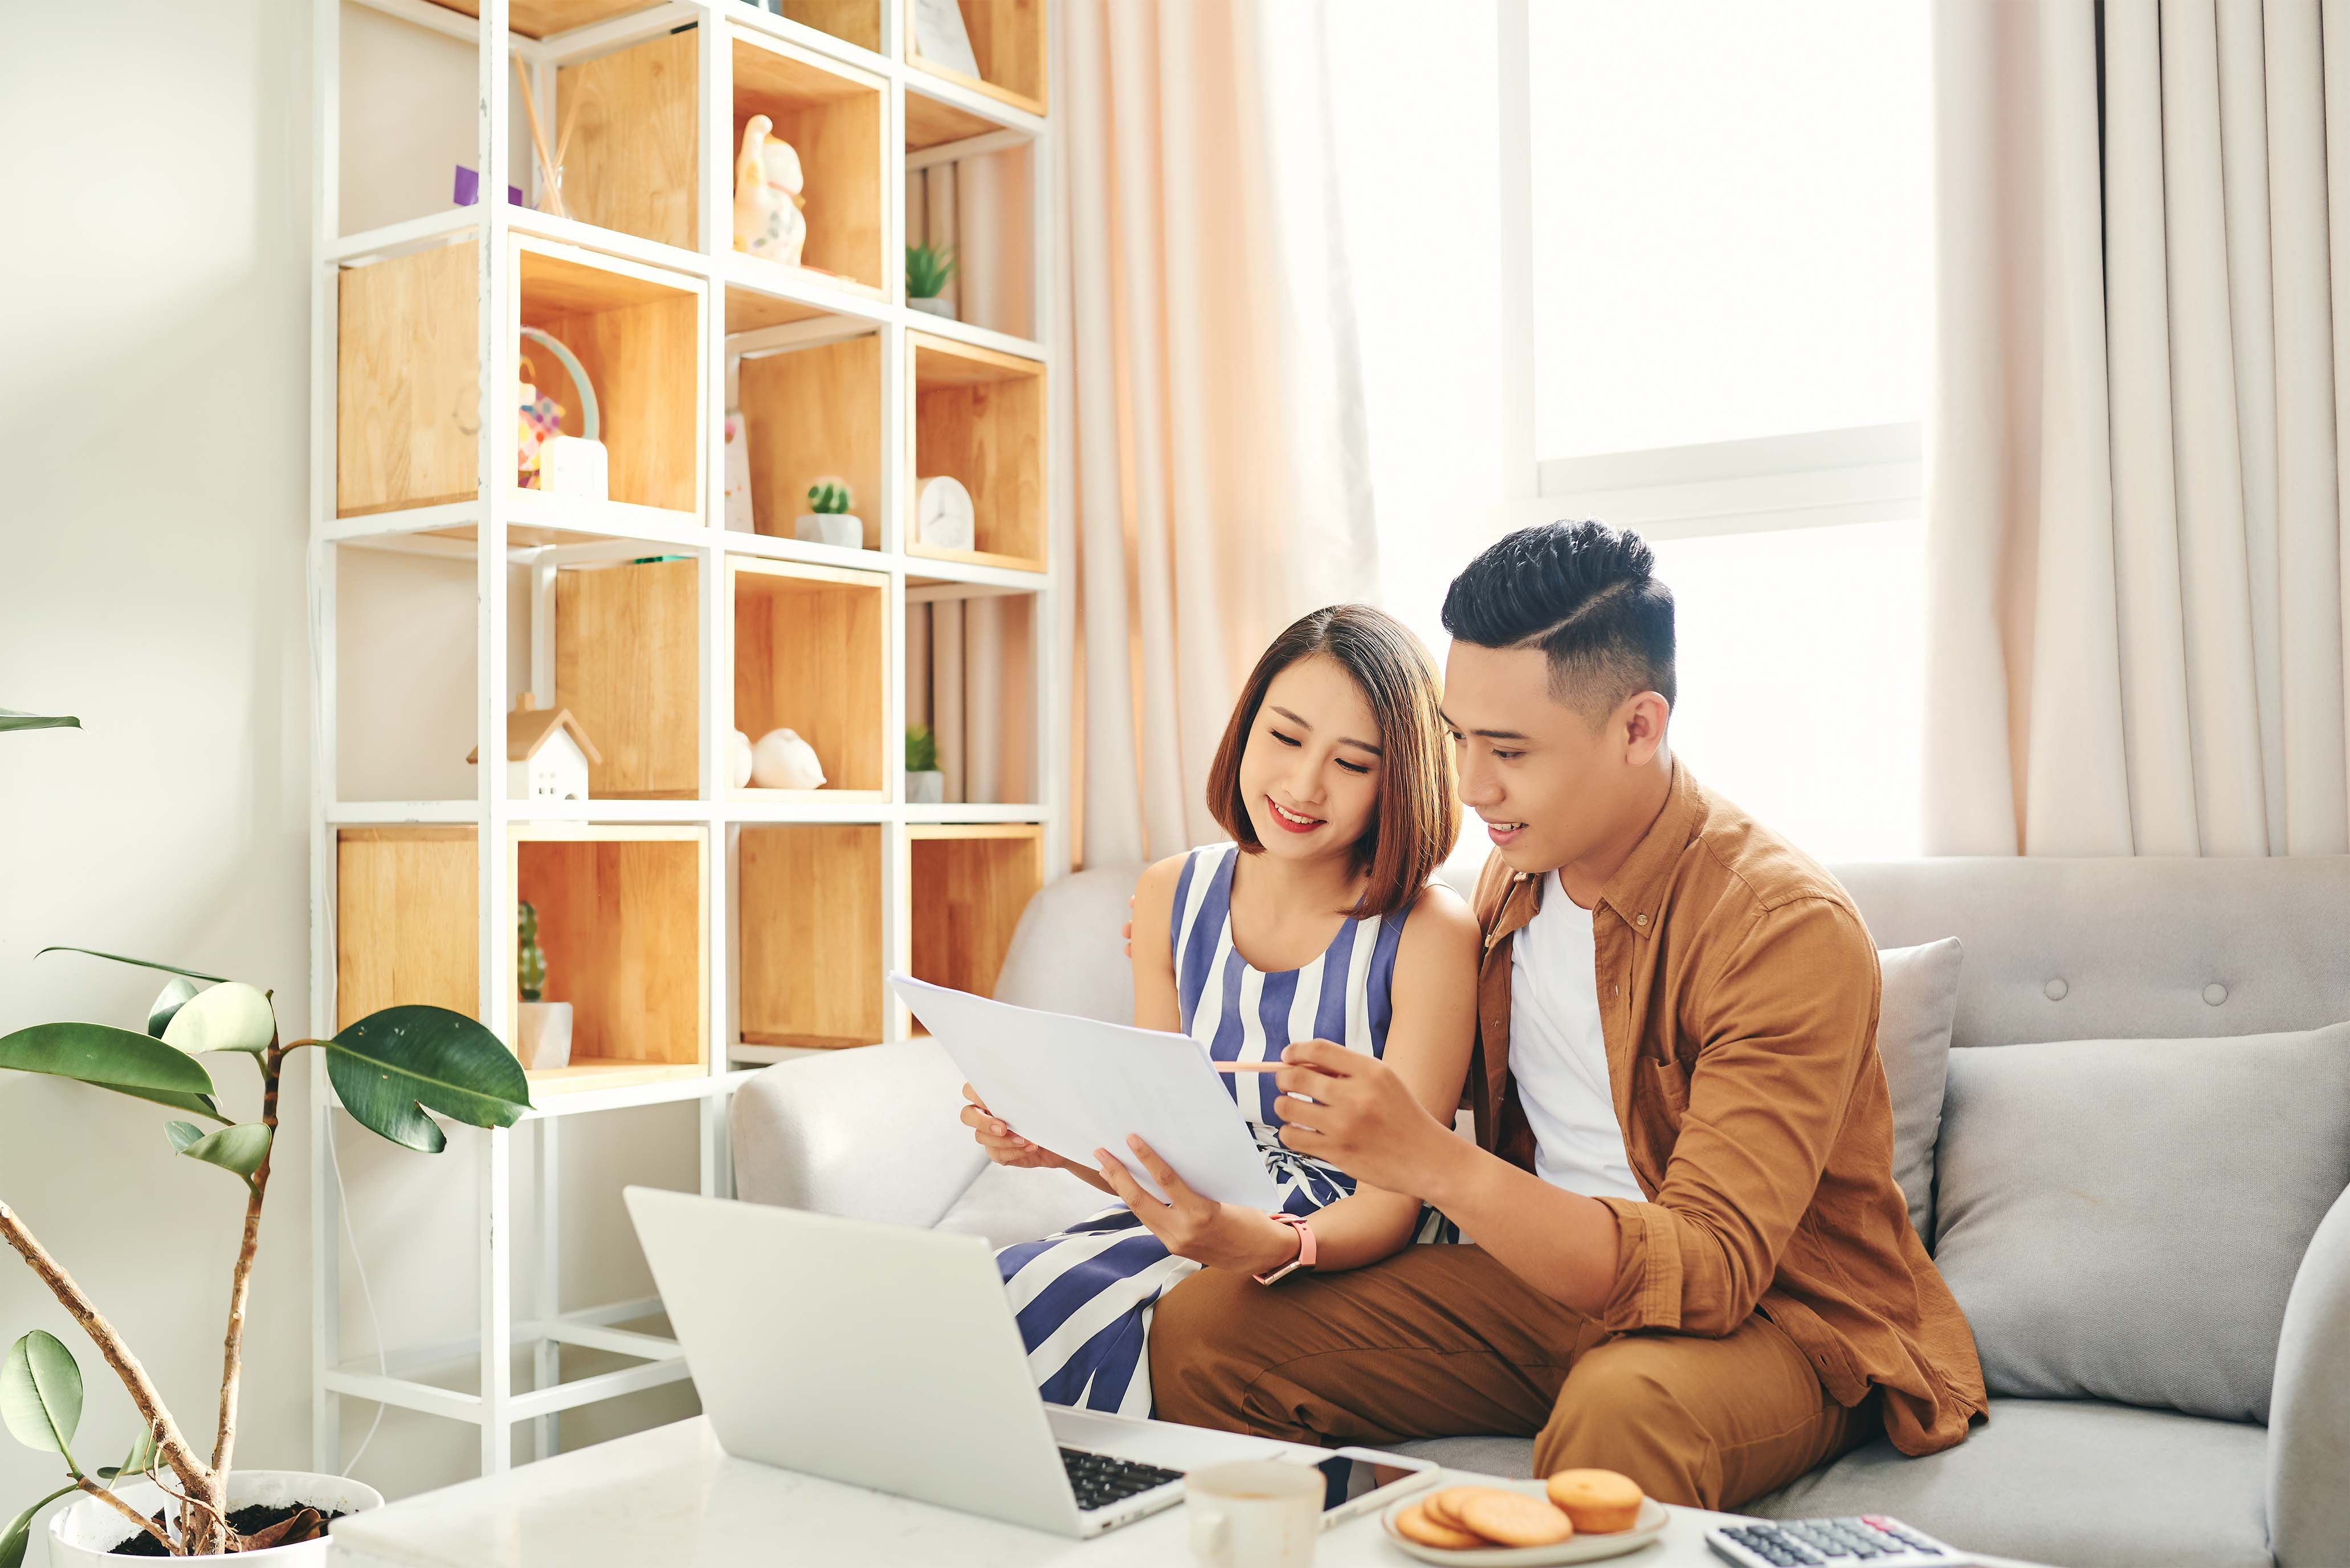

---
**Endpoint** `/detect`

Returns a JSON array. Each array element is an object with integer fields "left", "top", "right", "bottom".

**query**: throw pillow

[
  {"left": 1875, "top": 937, "right": 1964, "bottom": 1239},
  {"left": 1933, "top": 1022, "right": 2350, "bottom": 1423}
]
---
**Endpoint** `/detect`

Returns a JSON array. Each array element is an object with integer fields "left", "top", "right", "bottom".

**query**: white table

[{"left": 324, "top": 1415, "right": 1766, "bottom": 1567}]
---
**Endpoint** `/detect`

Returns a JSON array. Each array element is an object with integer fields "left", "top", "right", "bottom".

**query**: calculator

[{"left": 1706, "top": 1515, "right": 1969, "bottom": 1567}]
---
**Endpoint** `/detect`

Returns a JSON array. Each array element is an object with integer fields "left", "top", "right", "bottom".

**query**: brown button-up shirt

[{"left": 1470, "top": 760, "right": 1986, "bottom": 1456}]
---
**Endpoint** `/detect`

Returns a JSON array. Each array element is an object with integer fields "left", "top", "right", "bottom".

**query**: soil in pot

[{"left": 109, "top": 1504, "right": 346, "bottom": 1557}]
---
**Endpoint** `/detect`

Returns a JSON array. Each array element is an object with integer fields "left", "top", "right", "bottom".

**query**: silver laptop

[{"left": 623, "top": 1186, "right": 1282, "bottom": 1538}]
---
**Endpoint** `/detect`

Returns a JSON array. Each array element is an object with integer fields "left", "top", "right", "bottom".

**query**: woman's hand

[
  {"left": 960, "top": 1085, "right": 1113, "bottom": 1189},
  {"left": 1093, "top": 1135, "right": 1302, "bottom": 1275}
]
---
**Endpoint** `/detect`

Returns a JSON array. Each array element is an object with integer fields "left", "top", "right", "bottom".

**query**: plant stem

[
  {"left": 200, "top": 1038, "right": 284, "bottom": 1547},
  {"left": 0, "top": 1204, "right": 213, "bottom": 1500},
  {"left": 148, "top": 1460, "right": 236, "bottom": 1554},
  {"left": 75, "top": 1479, "right": 176, "bottom": 1555}
]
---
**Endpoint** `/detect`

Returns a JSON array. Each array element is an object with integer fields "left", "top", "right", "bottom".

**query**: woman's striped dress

[{"left": 994, "top": 842, "right": 1458, "bottom": 1417}]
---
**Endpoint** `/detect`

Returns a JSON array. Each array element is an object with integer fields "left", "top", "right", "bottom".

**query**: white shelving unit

[{"left": 306, "top": 0, "right": 1062, "bottom": 1476}]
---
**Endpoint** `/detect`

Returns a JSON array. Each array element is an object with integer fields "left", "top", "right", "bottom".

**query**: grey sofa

[{"left": 731, "top": 857, "right": 2350, "bottom": 1568}]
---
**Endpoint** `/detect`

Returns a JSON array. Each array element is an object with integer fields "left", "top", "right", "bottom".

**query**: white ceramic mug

[{"left": 1187, "top": 1460, "right": 1321, "bottom": 1568}]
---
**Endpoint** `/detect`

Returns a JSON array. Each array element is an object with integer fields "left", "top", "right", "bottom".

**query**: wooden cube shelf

[
  {"left": 738, "top": 824, "right": 884, "bottom": 1048},
  {"left": 336, "top": 827, "right": 480, "bottom": 1030},
  {"left": 427, "top": 0, "right": 668, "bottom": 40},
  {"left": 908, "top": 333, "right": 1045, "bottom": 571},
  {"left": 729, "top": 558, "right": 888, "bottom": 798},
  {"left": 735, "top": 328, "right": 883, "bottom": 546},
  {"left": 337, "top": 235, "right": 703, "bottom": 519},
  {"left": 905, "top": 585, "right": 1037, "bottom": 806},
  {"left": 334, "top": 823, "right": 708, "bottom": 1093},
  {"left": 555, "top": 557, "right": 700, "bottom": 799},
  {"left": 510, "top": 825, "right": 709, "bottom": 1093},
  {"left": 732, "top": 31, "right": 887, "bottom": 296},
  {"left": 907, "top": 824, "right": 1042, "bottom": 1004},
  {"left": 905, "top": 0, "right": 1047, "bottom": 117},
  {"left": 555, "top": 28, "right": 698, "bottom": 251}
]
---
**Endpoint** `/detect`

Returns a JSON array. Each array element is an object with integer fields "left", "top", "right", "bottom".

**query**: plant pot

[
  {"left": 516, "top": 999, "right": 573, "bottom": 1070},
  {"left": 908, "top": 295, "right": 956, "bottom": 319},
  {"left": 50, "top": 1469, "right": 383, "bottom": 1565},
  {"left": 793, "top": 513, "right": 862, "bottom": 549},
  {"left": 906, "top": 770, "right": 945, "bottom": 804}
]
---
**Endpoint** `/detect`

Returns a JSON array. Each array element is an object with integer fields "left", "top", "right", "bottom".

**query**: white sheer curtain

[
  {"left": 1928, "top": 0, "right": 2350, "bottom": 857},
  {"left": 1052, "top": 0, "right": 1378, "bottom": 867}
]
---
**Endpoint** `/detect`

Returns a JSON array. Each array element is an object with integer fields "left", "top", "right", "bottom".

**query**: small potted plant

[
  {"left": 3, "top": 959, "right": 530, "bottom": 1563},
  {"left": 794, "top": 477, "right": 862, "bottom": 549},
  {"left": 513, "top": 901, "right": 571, "bottom": 1071},
  {"left": 905, "top": 243, "right": 957, "bottom": 320},
  {"left": 905, "top": 724, "right": 945, "bottom": 805}
]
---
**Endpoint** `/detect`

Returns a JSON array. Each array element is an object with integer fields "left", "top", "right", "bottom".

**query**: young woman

[{"left": 958, "top": 603, "right": 1480, "bottom": 1416}]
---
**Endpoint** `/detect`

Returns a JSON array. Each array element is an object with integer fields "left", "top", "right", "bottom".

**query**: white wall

[{"left": 1, "top": 6, "right": 696, "bottom": 1558}]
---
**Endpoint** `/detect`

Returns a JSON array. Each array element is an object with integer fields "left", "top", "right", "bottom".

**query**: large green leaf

[
  {"left": 164, "top": 1120, "right": 272, "bottom": 1186},
  {"left": 146, "top": 976, "right": 198, "bottom": 1039},
  {"left": 160, "top": 982, "right": 275, "bottom": 1056},
  {"left": 2, "top": 1485, "right": 80, "bottom": 1568},
  {"left": 1, "top": 1333, "right": 81, "bottom": 1456},
  {"left": 326, "top": 1006, "right": 532, "bottom": 1154},
  {"left": 0, "top": 1022, "right": 226, "bottom": 1124},
  {"left": 35, "top": 948, "right": 225, "bottom": 984},
  {"left": 0, "top": 710, "right": 79, "bottom": 733}
]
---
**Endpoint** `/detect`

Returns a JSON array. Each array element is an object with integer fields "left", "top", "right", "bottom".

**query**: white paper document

[{"left": 891, "top": 973, "right": 1284, "bottom": 1210}]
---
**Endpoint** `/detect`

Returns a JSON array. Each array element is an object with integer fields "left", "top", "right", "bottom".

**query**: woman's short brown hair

[{"left": 1205, "top": 605, "right": 1459, "bottom": 918}]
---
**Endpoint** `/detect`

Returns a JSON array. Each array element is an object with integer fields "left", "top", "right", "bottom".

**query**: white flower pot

[
  {"left": 516, "top": 999, "right": 573, "bottom": 1070},
  {"left": 906, "top": 770, "right": 945, "bottom": 804},
  {"left": 793, "top": 513, "right": 862, "bottom": 549},
  {"left": 908, "top": 295, "right": 956, "bottom": 318},
  {"left": 50, "top": 1469, "right": 383, "bottom": 1566}
]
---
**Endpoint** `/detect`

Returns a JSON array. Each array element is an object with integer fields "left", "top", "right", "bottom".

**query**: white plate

[{"left": 1380, "top": 1483, "right": 1670, "bottom": 1566}]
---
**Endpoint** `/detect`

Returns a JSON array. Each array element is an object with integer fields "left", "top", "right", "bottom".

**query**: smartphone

[{"left": 1301, "top": 1446, "right": 1442, "bottom": 1528}]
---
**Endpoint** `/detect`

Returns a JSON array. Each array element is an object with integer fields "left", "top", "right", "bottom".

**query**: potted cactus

[
  {"left": 794, "top": 476, "right": 861, "bottom": 549},
  {"left": 905, "top": 243, "right": 957, "bottom": 318},
  {"left": 513, "top": 901, "right": 570, "bottom": 1071},
  {"left": 905, "top": 724, "right": 945, "bottom": 805}
]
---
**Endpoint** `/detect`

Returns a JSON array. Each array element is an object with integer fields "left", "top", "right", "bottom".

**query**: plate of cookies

[{"left": 1382, "top": 1470, "right": 1664, "bottom": 1565}]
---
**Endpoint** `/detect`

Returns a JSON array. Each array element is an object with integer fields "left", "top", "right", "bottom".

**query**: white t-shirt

[{"left": 1508, "top": 872, "right": 1644, "bottom": 1203}]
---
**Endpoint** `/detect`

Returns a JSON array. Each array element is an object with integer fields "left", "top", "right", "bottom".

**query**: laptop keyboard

[{"left": 1059, "top": 1446, "right": 1184, "bottom": 1513}]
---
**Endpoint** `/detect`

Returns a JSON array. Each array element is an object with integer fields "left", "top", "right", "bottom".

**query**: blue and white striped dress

[{"left": 994, "top": 842, "right": 1458, "bottom": 1417}]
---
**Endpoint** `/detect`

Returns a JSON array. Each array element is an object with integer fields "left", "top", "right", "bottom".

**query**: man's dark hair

[{"left": 1440, "top": 520, "right": 1676, "bottom": 724}]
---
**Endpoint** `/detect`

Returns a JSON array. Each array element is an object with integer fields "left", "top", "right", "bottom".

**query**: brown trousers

[{"left": 1149, "top": 1245, "right": 1878, "bottom": 1512}]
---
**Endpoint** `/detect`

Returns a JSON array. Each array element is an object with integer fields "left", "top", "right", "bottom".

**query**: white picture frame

[{"left": 909, "top": 0, "right": 982, "bottom": 80}]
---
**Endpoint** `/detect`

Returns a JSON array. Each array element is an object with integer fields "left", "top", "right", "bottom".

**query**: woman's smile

[{"left": 1266, "top": 795, "right": 1325, "bottom": 833}]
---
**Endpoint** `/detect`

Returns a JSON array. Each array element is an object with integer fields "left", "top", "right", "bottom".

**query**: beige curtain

[
  {"left": 1054, "top": 0, "right": 1380, "bottom": 867},
  {"left": 1928, "top": 0, "right": 2350, "bottom": 856}
]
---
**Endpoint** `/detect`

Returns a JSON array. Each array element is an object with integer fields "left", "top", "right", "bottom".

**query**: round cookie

[
  {"left": 1423, "top": 1486, "right": 1503, "bottom": 1532},
  {"left": 1456, "top": 1489, "right": 1576, "bottom": 1548},
  {"left": 1544, "top": 1468, "right": 1645, "bottom": 1533},
  {"left": 1394, "top": 1501, "right": 1487, "bottom": 1551}
]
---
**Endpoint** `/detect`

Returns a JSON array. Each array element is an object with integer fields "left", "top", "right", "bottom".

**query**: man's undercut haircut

[{"left": 1440, "top": 520, "right": 1676, "bottom": 724}]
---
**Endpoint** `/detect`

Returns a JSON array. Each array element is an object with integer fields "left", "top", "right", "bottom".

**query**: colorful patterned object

[{"left": 517, "top": 359, "right": 565, "bottom": 489}]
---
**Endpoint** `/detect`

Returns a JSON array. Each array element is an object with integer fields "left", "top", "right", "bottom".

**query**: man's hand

[
  {"left": 1094, "top": 1135, "right": 1299, "bottom": 1274},
  {"left": 1273, "top": 1039, "right": 1455, "bottom": 1196}
]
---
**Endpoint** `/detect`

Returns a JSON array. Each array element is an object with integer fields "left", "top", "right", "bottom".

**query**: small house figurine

[{"left": 466, "top": 692, "right": 602, "bottom": 801}]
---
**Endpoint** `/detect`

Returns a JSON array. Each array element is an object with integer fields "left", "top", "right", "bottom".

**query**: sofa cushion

[
  {"left": 1752, "top": 1398, "right": 2271, "bottom": 1568},
  {"left": 1875, "top": 938, "right": 1963, "bottom": 1239},
  {"left": 993, "top": 861, "right": 1146, "bottom": 1024},
  {"left": 1933, "top": 1022, "right": 2350, "bottom": 1422}
]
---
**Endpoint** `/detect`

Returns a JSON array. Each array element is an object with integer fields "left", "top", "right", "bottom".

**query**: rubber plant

[{"left": 3, "top": 940, "right": 531, "bottom": 1556}]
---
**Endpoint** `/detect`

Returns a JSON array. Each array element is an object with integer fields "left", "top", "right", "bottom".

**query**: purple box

[{"left": 454, "top": 166, "right": 526, "bottom": 209}]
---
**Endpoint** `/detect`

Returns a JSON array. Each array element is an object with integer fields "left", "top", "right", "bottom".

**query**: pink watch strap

[{"left": 1254, "top": 1212, "right": 1316, "bottom": 1285}]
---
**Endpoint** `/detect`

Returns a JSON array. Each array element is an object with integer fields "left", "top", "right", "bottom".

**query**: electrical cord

[{"left": 324, "top": 1114, "right": 389, "bottom": 1478}]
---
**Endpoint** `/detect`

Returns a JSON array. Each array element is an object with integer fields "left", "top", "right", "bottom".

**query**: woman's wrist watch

[{"left": 1253, "top": 1211, "right": 1317, "bottom": 1285}]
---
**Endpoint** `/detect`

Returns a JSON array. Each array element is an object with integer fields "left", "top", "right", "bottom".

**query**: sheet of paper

[{"left": 891, "top": 973, "right": 1283, "bottom": 1210}]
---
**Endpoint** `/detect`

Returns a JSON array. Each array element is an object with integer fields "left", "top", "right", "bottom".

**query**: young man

[{"left": 1147, "top": 521, "right": 1985, "bottom": 1510}]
